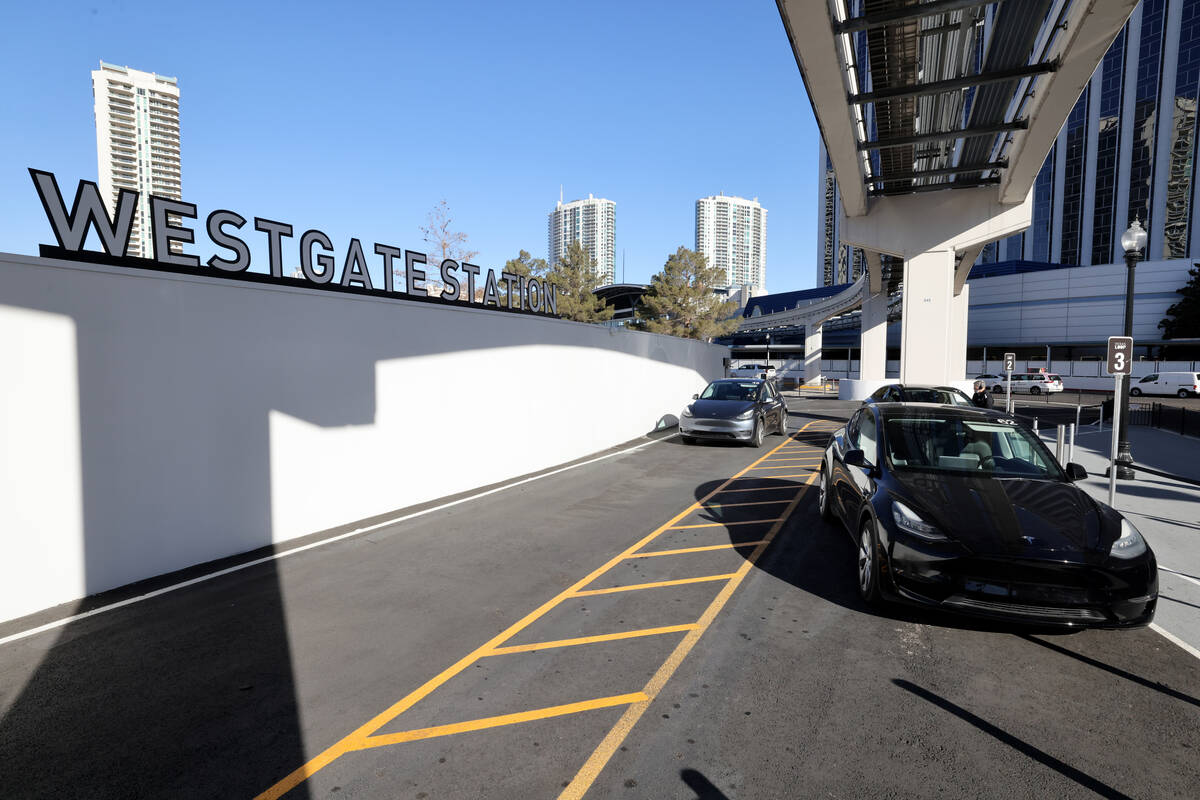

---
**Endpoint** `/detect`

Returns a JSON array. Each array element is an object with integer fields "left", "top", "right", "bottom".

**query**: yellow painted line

[
  {"left": 668, "top": 518, "right": 784, "bottom": 529},
  {"left": 630, "top": 541, "right": 768, "bottom": 558},
  {"left": 255, "top": 421, "right": 818, "bottom": 800},
  {"left": 558, "top": 468, "right": 820, "bottom": 800},
  {"left": 732, "top": 473, "right": 810, "bottom": 479},
  {"left": 486, "top": 625, "right": 697, "bottom": 656},
  {"left": 354, "top": 693, "right": 649, "bottom": 750},
  {"left": 711, "top": 485, "right": 799, "bottom": 495},
  {"left": 700, "top": 500, "right": 790, "bottom": 508},
  {"left": 572, "top": 573, "right": 738, "bottom": 597},
  {"left": 748, "top": 464, "right": 818, "bottom": 471}
]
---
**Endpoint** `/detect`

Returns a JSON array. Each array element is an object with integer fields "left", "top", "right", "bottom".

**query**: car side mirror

[
  {"left": 844, "top": 449, "right": 870, "bottom": 469},
  {"left": 1065, "top": 462, "right": 1087, "bottom": 482},
  {"left": 692, "top": 393, "right": 699, "bottom": 400}
]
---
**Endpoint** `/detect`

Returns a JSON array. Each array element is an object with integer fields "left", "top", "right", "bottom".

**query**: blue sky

[{"left": 1, "top": 0, "right": 821, "bottom": 291}]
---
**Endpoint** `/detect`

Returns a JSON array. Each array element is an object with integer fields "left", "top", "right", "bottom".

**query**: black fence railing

[{"left": 1149, "top": 402, "right": 1200, "bottom": 437}]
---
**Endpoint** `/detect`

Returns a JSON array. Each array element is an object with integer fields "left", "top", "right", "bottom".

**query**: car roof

[
  {"left": 875, "top": 383, "right": 964, "bottom": 391},
  {"left": 869, "top": 402, "right": 1009, "bottom": 420},
  {"left": 712, "top": 377, "right": 764, "bottom": 384}
]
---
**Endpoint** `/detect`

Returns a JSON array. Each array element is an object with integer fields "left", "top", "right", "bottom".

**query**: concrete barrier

[{"left": 0, "top": 253, "right": 726, "bottom": 623}]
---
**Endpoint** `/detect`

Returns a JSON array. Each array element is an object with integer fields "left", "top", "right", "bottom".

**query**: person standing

[{"left": 971, "top": 380, "right": 993, "bottom": 409}]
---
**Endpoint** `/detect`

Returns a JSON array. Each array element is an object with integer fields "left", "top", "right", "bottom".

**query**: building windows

[{"left": 1092, "top": 28, "right": 1127, "bottom": 265}]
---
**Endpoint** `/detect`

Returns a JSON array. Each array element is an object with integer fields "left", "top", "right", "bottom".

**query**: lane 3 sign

[{"left": 28, "top": 169, "right": 559, "bottom": 317}]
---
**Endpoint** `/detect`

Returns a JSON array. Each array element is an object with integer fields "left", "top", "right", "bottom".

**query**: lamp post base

[{"left": 1114, "top": 444, "right": 1136, "bottom": 480}]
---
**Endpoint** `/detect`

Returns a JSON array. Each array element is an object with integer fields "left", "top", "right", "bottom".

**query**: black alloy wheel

[
  {"left": 817, "top": 464, "right": 832, "bottom": 521},
  {"left": 1131, "top": 387, "right": 1142, "bottom": 396},
  {"left": 776, "top": 408, "right": 788, "bottom": 436},
  {"left": 1030, "top": 386, "right": 1041, "bottom": 395},
  {"left": 857, "top": 517, "right": 882, "bottom": 606},
  {"left": 993, "top": 384, "right": 1003, "bottom": 394},
  {"left": 750, "top": 418, "right": 764, "bottom": 448}
]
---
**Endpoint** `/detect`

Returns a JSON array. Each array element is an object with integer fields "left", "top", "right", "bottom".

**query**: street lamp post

[{"left": 1115, "top": 219, "right": 1147, "bottom": 480}]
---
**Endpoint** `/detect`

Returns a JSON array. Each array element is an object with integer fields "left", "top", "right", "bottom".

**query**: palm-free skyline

[{"left": 0, "top": 0, "right": 821, "bottom": 292}]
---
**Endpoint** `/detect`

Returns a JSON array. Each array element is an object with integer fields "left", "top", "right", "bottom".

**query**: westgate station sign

[{"left": 27, "top": 169, "right": 559, "bottom": 317}]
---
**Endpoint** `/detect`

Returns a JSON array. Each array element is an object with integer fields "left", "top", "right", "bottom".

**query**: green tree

[
  {"left": 1159, "top": 263, "right": 1200, "bottom": 339},
  {"left": 502, "top": 249, "right": 549, "bottom": 305},
  {"left": 545, "top": 241, "right": 613, "bottom": 323},
  {"left": 635, "top": 246, "right": 740, "bottom": 340}
]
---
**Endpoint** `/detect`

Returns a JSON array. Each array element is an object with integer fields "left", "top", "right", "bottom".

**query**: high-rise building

[
  {"left": 92, "top": 62, "right": 181, "bottom": 259},
  {"left": 695, "top": 194, "right": 767, "bottom": 293},
  {"left": 818, "top": 0, "right": 1200, "bottom": 282},
  {"left": 548, "top": 194, "right": 616, "bottom": 284}
]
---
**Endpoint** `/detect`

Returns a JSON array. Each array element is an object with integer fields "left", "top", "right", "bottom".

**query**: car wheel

[
  {"left": 993, "top": 384, "right": 1003, "bottom": 394},
  {"left": 857, "top": 517, "right": 882, "bottom": 606},
  {"left": 1131, "top": 387, "right": 1142, "bottom": 397},
  {"left": 817, "top": 464, "right": 833, "bottom": 521},
  {"left": 776, "top": 409, "right": 788, "bottom": 436},
  {"left": 750, "top": 418, "right": 764, "bottom": 448},
  {"left": 681, "top": 434, "right": 695, "bottom": 445},
  {"left": 1179, "top": 389, "right": 1190, "bottom": 399},
  {"left": 1030, "top": 386, "right": 1040, "bottom": 395}
]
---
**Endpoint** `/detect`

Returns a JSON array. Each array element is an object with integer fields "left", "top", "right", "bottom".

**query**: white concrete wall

[{"left": 0, "top": 253, "right": 726, "bottom": 623}]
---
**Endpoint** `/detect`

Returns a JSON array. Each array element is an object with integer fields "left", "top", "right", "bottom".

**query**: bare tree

[{"left": 404, "top": 200, "right": 479, "bottom": 299}]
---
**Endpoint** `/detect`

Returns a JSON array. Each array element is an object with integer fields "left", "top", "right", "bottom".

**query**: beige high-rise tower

[{"left": 91, "top": 62, "right": 181, "bottom": 259}]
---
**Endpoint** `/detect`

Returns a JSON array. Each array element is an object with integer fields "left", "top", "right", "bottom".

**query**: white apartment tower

[
  {"left": 92, "top": 62, "right": 181, "bottom": 259},
  {"left": 695, "top": 194, "right": 767, "bottom": 292},
  {"left": 548, "top": 194, "right": 616, "bottom": 284}
]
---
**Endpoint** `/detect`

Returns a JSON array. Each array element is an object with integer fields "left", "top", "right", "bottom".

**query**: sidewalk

[{"left": 1048, "top": 424, "right": 1200, "bottom": 654}]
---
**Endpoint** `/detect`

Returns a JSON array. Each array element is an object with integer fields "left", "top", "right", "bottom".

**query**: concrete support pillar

[
  {"left": 804, "top": 324, "right": 823, "bottom": 385},
  {"left": 900, "top": 249, "right": 957, "bottom": 384},
  {"left": 949, "top": 283, "right": 970, "bottom": 382},
  {"left": 860, "top": 288, "right": 888, "bottom": 381}
]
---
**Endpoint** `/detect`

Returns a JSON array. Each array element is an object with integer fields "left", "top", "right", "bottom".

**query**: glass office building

[{"left": 818, "top": 0, "right": 1200, "bottom": 282}]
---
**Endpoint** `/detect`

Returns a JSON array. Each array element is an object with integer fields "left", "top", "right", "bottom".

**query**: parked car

[
  {"left": 864, "top": 384, "right": 974, "bottom": 407},
  {"left": 729, "top": 363, "right": 778, "bottom": 381},
  {"left": 994, "top": 373, "right": 1064, "bottom": 395},
  {"left": 680, "top": 378, "right": 788, "bottom": 447},
  {"left": 817, "top": 403, "right": 1157, "bottom": 628},
  {"left": 1129, "top": 371, "right": 1200, "bottom": 398}
]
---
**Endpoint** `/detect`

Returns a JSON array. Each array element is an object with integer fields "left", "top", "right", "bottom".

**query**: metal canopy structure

[{"left": 779, "top": 0, "right": 1139, "bottom": 211}]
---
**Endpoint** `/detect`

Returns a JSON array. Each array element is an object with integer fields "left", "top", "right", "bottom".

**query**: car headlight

[
  {"left": 892, "top": 500, "right": 947, "bottom": 541},
  {"left": 1110, "top": 518, "right": 1147, "bottom": 559},
  {"left": 681, "top": 406, "right": 694, "bottom": 418},
  {"left": 735, "top": 409, "right": 756, "bottom": 420}
]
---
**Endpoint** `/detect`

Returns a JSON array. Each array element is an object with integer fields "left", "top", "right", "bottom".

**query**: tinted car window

[
  {"left": 883, "top": 415, "right": 1064, "bottom": 479},
  {"left": 858, "top": 408, "right": 878, "bottom": 463},
  {"left": 701, "top": 381, "right": 760, "bottom": 401}
]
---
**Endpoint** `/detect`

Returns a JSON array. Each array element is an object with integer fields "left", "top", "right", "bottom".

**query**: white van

[
  {"left": 1004, "top": 373, "right": 1064, "bottom": 395},
  {"left": 1129, "top": 371, "right": 1200, "bottom": 398}
]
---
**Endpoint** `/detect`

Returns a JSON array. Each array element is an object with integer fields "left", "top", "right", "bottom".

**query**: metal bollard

[
  {"left": 1055, "top": 424, "right": 1066, "bottom": 464},
  {"left": 1068, "top": 423, "right": 1076, "bottom": 464},
  {"left": 1033, "top": 418, "right": 1039, "bottom": 435},
  {"left": 1098, "top": 404, "right": 1104, "bottom": 433}
]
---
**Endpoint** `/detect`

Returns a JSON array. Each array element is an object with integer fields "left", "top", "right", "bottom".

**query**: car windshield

[
  {"left": 900, "top": 388, "right": 971, "bottom": 406},
  {"left": 882, "top": 415, "right": 1065, "bottom": 479},
  {"left": 701, "top": 381, "right": 760, "bottom": 401}
]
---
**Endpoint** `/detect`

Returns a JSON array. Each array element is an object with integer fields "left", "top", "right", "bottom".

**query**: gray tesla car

[{"left": 679, "top": 378, "right": 788, "bottom": 447}]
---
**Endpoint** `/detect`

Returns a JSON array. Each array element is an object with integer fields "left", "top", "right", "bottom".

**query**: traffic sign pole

[
  {"left": 1105, "top": 336, "right": 1133, "bottom": 506},
  {"left": 1108, "top": 373, "right": 1122, "bottom": 507},
  {"left": 1003, "top": 352, "right": 1015, "bottom": 414}
]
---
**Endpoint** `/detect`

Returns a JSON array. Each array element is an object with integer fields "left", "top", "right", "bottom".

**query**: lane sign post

[
  {"left": 1003, "top": 352, "right": 1016, "bottom": 414},
  {"left": 1106, "top": 336, "right": 1133, "bottom": 506}
]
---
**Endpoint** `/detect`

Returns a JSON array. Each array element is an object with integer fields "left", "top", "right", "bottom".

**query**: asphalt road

[{"left": 1, "top": 398, "right": 1198, "bottom": 799}]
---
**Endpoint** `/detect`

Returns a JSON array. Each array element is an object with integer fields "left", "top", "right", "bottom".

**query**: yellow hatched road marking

[
  {"left": 711, "top": 485, "right": 798, "bottom": 495},
  {"left": 571, "top": 574, "right": 738, "bottom": 597},
  {"left": 354, "top": 693, "right": 649, "bottom": 750},
  {"left": 749, "top": 464, "right": 818, "bottom": 471},
  {"left": 487, "top": 625, "right": 697, "bottom": 656},
  {"left": 630, "top": 541, "right": 768, "bottom": 558},
  {"left": 254, "top": 419, "right": 822, "bottom": 800},
  {"left": 668, "top": 518, "right": 783, "bottom": 529},
  {"left": 558, "top": 468, "right": 819, "bottom": 799},
  {"left": 703, "top": 500, "right": 791, "bottom": 508}
]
